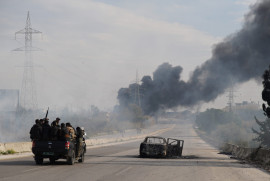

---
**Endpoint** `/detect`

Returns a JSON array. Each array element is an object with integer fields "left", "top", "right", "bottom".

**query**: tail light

[
  {"left": 65, "top": 141, "right": 70, "bottom": 150},
  {"left": 32, "top": 141, "right": 36, "bottom": 148}
]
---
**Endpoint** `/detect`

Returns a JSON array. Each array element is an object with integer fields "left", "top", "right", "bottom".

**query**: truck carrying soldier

[
  {"left": 30, "top": 109, "right": 86, "bottom": 165},
  {"left": 31, "top": 122, "right": 86, "bottom": 165}
]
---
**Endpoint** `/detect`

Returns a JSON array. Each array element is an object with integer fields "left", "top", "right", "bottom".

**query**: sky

[{"left": 0, "top": 0, "right": 261, "bottom": 111}]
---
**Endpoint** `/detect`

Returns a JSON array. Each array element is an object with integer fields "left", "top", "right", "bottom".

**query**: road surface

[{"left": 0, "top": 120, "right": 269, "bottom": 181}]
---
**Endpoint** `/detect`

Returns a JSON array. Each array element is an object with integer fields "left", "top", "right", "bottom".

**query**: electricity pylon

[
  {"left": 227, "top": 86, "right": 236, "bottom": 113},
  {"left": 134, "top": 70, "right": 141, "bottom": 107},
  {"left": 14, "top": 11, "right": 42, "bottom": 110}
]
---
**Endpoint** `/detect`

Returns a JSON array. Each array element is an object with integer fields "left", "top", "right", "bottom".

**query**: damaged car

[{"left": 139, "top": 136, "right": 184, "bottom": 158}]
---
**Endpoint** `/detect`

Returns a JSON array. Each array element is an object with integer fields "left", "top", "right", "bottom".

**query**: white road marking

[
  {"left": 22, "top": 167, "right": 44, "bottom": 173},
  {"left": 115, "top": 166, "right": 132, "bottom": 176}
]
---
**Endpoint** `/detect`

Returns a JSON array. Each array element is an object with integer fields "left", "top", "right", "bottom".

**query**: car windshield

[{"left": 146, "top": 137, "right": 165, "bottom": 144}]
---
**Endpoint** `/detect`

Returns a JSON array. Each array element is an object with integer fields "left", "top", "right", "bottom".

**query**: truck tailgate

[{"left": 34, "top": 141, "right": 67, "bottom": 153}]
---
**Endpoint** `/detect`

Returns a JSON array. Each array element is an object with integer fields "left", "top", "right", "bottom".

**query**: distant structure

[
  {"left": 14, "top": 11, "right": 42, "bottom": 110},
  {"left": 129, "top": 70, "right": 143, "bottom": 107},
  {"left": 226, "top": 86, "right": 236, "bottom": 112},
  {"left": 134, "top": 70, "right": 141, "bottom": 107},
  {"left": 234, "top": 101, "right": 260, "bottom": 110}
]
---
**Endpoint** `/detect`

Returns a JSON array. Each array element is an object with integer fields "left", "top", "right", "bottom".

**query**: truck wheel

[
  {"left": 67, "top": 151, "right": 75, "bottom": 165},
  {"left": 35, "top": 156, "right": 43, "bottom": 165},
  {"left": 49, "top": 158, "right": 56, "bottom": 164},
  {"left": 78, "top": 152, "right": 84, "bottom": 163}
]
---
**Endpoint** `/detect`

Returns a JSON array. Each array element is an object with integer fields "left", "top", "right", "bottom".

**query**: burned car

[
  {"left": 140, "top": 136, "right": 167, "bottom": 157},
  {"left": 139, "top": 136, "right": 184, "bottom": 158}
]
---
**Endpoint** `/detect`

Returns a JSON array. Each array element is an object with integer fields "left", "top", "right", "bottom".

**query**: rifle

[{"left": 45, "top": 107, "right": 49, "bottom": 120}]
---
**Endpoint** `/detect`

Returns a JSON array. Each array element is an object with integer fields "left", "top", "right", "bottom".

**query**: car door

[{"left": 167, "top": 138, "right": 184, "bottom": 157}]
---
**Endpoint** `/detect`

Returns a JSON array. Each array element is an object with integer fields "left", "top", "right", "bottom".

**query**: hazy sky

[{"left": 0, "top": 0, "right": 260, "bottom": 111}]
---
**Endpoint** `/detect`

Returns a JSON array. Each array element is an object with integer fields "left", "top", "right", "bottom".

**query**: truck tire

[
  {"left": 67, "top": 151, "right": 75, "bottom": 165},
  {"left": 35, "top": 156, "right": 43, "bottom": 165},
  {"left": 78, "top": 151, "right": 84, "bottom": 163}
]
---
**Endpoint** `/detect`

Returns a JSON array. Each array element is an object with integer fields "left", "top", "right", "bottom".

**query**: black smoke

[{"left": 118, "top": 0, "right": 270, "bottom": 114}]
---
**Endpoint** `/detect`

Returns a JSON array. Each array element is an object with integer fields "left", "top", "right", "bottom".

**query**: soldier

[
  {"left": 50, "top": 121, "right": 60, "bottom": 140},
  {"left": 51, "top": 117, "right": 61, "bottom": 127},
  {"left": 66, "top": 122, "right": 76, "bottom": 140},
  {"left": 39, "top": 118, "right": 45, "bottom": 125},
  {"left": 30, "top": 119, "right": 42, "bottom": 141},
  {"left": 60, "top": 123, "right": 69, "bottom": 141},
  {"left": 42, "top": 119, "right": 51, "bottom": 140},
  {"left": 76, "top": 127, "right": 84, "bottom": 158}
]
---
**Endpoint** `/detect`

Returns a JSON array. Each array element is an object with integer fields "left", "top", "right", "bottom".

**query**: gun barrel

[{"left": 45, "top": 107, "right": 49, "bottom": 119}]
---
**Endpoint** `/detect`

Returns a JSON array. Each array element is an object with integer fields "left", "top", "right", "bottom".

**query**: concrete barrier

[
  {"left": 221, "top": 143, "right": 270, "bottom": 165},
  {"left": 192, "top": 129, "right": 270, "bottom": 166},
  {"left": 0, "top": 142, "right": 32, "bottom": 153},
  {"left": 221, "top": 143, "right": 256, "bottom": 159},
  {"left": 0, "top": 143, "right": 5, "bottom": 152},
  {"left": 238, "top": 147, "right": 255, "bottom": 159}
]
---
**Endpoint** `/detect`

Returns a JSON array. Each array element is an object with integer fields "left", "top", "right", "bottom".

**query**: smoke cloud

[{"left": 118, "top": 0, "right": 270, "bottom": 114}]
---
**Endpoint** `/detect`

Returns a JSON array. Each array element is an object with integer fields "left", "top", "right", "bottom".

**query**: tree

[
  {"left": 252, "top": 117, "right": 270, "bottom": 147},
  {"left": 252, "top": 65, "right": 270, "bottom": 147}
]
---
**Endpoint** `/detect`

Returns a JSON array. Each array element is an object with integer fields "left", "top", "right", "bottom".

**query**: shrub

[{"left": 0, "top": 149, "right": 16, "bottom": 155}]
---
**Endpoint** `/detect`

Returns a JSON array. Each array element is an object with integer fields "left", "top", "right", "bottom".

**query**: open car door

[{"left": 167, "top": 138, "right": 184, "bottom": 157}]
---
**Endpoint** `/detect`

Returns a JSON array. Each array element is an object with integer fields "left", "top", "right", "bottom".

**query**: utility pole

[{"left": 14, "top": 11, "right": 42, "bottom": 111}]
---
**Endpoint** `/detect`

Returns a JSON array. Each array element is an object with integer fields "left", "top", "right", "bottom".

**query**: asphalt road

[{"left": 0, "top": 121, "right": 270, "bottom": 181}]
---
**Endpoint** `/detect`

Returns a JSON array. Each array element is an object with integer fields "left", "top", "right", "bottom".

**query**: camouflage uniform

[
  {"left": 66, "top": 123, "right": 76, "bottom": 140},
  {"left": 76, "top": 127, "right": 84, "bottom": 158}
]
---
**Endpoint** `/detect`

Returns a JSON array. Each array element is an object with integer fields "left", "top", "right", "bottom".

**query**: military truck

[{"left": 32, "top": 139, "right": 86, "bottom": 165}]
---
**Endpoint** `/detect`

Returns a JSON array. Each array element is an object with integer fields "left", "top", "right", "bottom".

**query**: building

[{"left": 223, "top": 101, "right": 260, "bottom": 112}]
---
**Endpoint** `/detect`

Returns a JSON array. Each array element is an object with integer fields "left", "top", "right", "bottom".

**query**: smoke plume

[{"left": 118, "top": 0, "right": 270, "bottom": 114}]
